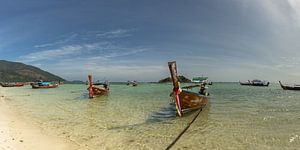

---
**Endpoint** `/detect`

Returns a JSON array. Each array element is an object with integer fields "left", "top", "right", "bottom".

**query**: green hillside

[{"left": 0, "top": 60, "right": 65, "bottom": 82}]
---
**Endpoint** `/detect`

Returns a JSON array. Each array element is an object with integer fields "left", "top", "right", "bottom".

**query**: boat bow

[{"left": 168, "top": 61, "right": 208, "bottom": 116}]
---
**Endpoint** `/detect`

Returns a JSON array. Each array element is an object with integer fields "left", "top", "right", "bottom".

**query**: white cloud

[
  {"left": 234, "top": 0, "right": 300, "bottom": 82},
  {"left": 45, "top": 58, "right": 166, "bottom": 82},
  {"left": 26, "top": 29, "right": 135, "bottom": 63},
  {"left": 17, "top": 28, "right": 157, "bottom": 81},
  {"left": 34, "top": 33, "right": 78, "bottom": 48},
  {"left": 287, "top": 0, "right": 300, "bottom": 24},
  {"left": 104, "top": 48, "right": 146, "bottom": 58},
  {"left": 20, "top": 45, "right": 83, "bottom": 62},
  {"left": 96, "top": 29, "right": 132, "bottom": 38},
  {"left": 33, "top": 29, "right": 133, "bottom": 49},
  {"left": 20, "top": 40, "right": 147, "bottom": 63}
]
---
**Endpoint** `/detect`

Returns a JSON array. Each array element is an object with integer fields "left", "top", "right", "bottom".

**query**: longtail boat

[
  {"left": 192, "top": 76, "right": 212, "bottom": 85},
  {"left": 239, "top": 80, "right": 269, "bottom": 86},
  {"left": 31, "top": 80, "right": 58, "bottom": 89},
  {"left": 126, "top": 80, "right": 138, "bottom": 86},
  {"left": 132, "top": 81, "right": 138, "bottom": 87},
  {"left": 168, "top": 61, "right": 208, "bottom": 116},
  {"left": 251, "top": 79, "right": 269, "bottom": 86},
  {"left": 239, "top": 80, "right": 251, "bottom": 85},
  {"left": 0, "top": 83, "right": 15, "bottom": 87},
  {"left": 192, "top": 76, "right": 208, "bottom": 83},
  {"left": 279, "top": 81, "right": 300, "bottom": 90},
  {"left": 0, "top": 82, "right": 25, "bottom": 87},
  {"left": 87, "top": 75, "right": 109, "bottom": 98},
  {"left": 14, "top": 82, "right": 25, "bottom": 87}
]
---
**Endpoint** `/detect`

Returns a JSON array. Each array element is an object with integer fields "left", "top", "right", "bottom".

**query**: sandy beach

[{"left": 0, "top": 87, "right": 76, "bottom": 150}]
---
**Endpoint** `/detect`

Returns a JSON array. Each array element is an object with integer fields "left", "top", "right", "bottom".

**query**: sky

[{"left": 1, "top": 0, "right": 300, "bottom": 82}]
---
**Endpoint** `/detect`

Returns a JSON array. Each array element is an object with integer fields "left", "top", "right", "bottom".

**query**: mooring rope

[{"left": 165, "top": 107, "right": 203, "bottom": 150}]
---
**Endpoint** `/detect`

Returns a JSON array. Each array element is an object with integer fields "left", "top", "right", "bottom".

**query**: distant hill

[
  {"left": 0, "top": 60, "right": 65, "bottom": 82},
  {"left": 65, "top": 80, "right": 85, "bottom": 84},
  {"left": 158, "top": 75, "right": 191, "bottom": 83}
]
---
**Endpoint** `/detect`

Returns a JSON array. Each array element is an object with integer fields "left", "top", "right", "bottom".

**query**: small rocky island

[{"left": 158, "top": 75, "right": 191, "bottom": 83}]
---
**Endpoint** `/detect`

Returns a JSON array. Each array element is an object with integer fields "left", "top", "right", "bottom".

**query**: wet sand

[{"left": 0, "top": 87, "right": 77, "bottom": 150}]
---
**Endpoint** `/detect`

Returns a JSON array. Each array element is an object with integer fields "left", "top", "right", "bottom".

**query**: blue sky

[{"left": 1, "top": 0, "right": 300, "bottom": 82}]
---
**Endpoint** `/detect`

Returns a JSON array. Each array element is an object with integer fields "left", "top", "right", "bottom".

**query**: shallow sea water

[{"left": 3, "top": 83, "right": 300, "bottom": 149}]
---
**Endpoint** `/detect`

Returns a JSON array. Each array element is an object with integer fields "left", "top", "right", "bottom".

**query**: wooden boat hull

[
  {"left": 239, "top": 82, "right": 251, "bottom": 85},
  {"left": 0, "top": 83, "right": 24, "bottom": 87},
  {"left": 87, "top": 75, "right": 110, "bottom": 98},
  {"left": 14, "top": 84, "right": 24, "bottom": 87},
  {"left": 89, "top": 86, "right": 109, "bottom": 96},
  {"left": 0, "top": 84, "right": 15, "bottom": 87},
  {"left": 252, "top": 81, "right": 269, "bottom": 86},
  {"left": 178, "top": 90, "right": 208, "bottom": 114},
  {"left": 31, "top": 84, "right": 58, "bottom": 89},
  {"left": 239, "top": 81, "right": 269, "bottom": 86},
  {"left": 279, "top": 81, "right": 300, "bottom": 90}
]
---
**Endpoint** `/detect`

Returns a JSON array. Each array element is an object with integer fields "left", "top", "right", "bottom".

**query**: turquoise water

[{"left": 2, "top": 83, "right": 300, "bottom": 149}]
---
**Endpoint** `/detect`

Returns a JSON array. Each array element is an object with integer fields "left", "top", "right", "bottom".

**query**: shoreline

[{"left": 0, "top": 87, "right": 77, "bottom": 150}]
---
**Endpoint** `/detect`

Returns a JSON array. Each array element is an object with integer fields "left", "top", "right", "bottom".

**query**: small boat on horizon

[
  {"left": 31, "top": 80, "right": 58, "bottom": 89},
  {"left": 126, "top": 80, "right": 138, "bottom": 86},
  {"left": 239, "top": 80, "right": 251, "bottom": 85},
  {"left": 192, "top": 76, "right": 212, "bottom": 85},
  {"left": 279, "top": 81, "right": 300, "bottom": 90},
  {"left": 168, "top": 61, "right": 208, "bottom": 117},
  {"left": 239, "top": 79, "right": 269, "bottom": 86}
]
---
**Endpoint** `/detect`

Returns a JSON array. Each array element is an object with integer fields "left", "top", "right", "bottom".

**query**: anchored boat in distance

[
  {"left": 279, "top": 81, "right": 300, "bottom": 90},
  {"left": 239, "top": 79, "right": 269, "bottom": 86},
  {"left": 126, "top": 80, "right": 138, "bottom": 86},
  {"left": 31, "top": 80, "right": 58, "bottom": 89},
  {"left": 192, "top": 76, "right": 212, "bottom": 85},
  {"left": 0, "top": 82, "right": 24, "bottom": 87}
]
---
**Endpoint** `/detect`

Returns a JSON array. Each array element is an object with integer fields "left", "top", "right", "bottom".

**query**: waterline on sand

[{"left": 0, "top": 87, "right": 77, "bottom": 150}]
